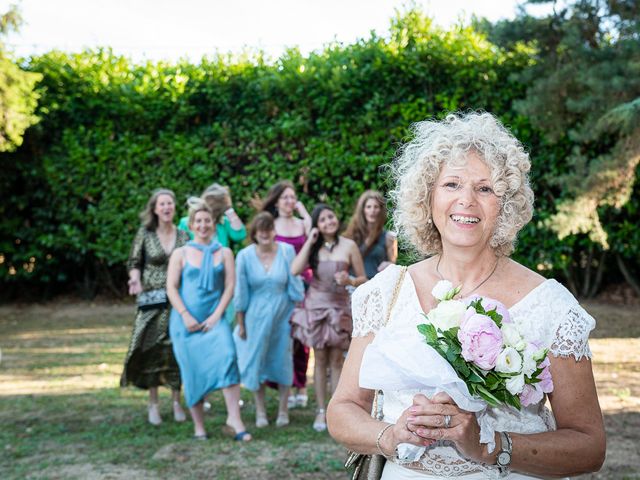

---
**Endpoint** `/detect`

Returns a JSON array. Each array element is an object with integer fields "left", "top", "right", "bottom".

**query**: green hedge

[{"left": 1, "top": 10, "right": 637, "bottom": 299}]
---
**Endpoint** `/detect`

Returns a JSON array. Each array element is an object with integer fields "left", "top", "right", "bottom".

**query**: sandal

[
  {"left": 222, "top": 424, "right": 252, "bottom": 442},
  {"left": 173, "top": 401, "right": 187, "bottom": 422},
  {"left": 193, "top": 433, "right": 208, "bottom": 441},
  {"left": 313, "top": 408, "right": 327, "bottom": 432},
  {"left": 255, "top": 413, "right": 269, "bottom": 428},
  {"left": 275, "top": 411, "right": 289, "bottom": 428},
  {"left": 148, "top": 403, "right": 162, "bottom": 426},
  {"left": 295, "top": 394, "right": 308, "bottom": 408}
]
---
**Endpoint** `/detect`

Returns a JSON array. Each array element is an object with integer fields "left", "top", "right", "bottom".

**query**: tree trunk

[
  {"left": 616, "top": 254, "right": 640, "bottom": 298},
  {"left": 581, "top": 245, "right": 594, "bottom": 298},
  {"left": 587, "top": 251, "right": 607, "bottom": 298},
  {"left": 562, "top": 265, "right": 579, "bottom": 297}
]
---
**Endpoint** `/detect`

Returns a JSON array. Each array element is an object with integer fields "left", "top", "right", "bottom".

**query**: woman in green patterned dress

[{"left": 120, "top": 188, "right": 189, "bottom": 425}]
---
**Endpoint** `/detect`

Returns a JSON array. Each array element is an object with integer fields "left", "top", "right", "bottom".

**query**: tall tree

[
  {"left": 0, "top": 4, "right": 41, "bottom": 152},
  {"left": 478, "top": 0, "right": 640, "bottom": 296}
]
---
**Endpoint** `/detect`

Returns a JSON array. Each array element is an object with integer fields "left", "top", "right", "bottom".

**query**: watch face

[{"left": 497, "top": 451, "right": 512, "bottom": 466}]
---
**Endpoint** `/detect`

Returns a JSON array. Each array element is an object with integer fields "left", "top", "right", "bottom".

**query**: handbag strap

[
  {"left": 384, "top": 266, "right": 407, "bottom": 327},
  {"left": 371, "top": 265, "right": 408, "bottom": 419}
]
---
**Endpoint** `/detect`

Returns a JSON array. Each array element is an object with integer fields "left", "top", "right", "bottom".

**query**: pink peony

[
  {"left": 519, "top": 383, "right": 544, "bottom": 406},
  {"left": 467, "top": 295, "right": 511, "bottom": 324},
  {"left": 538, "top": 357, "right": 554, "bottom": 394},
  {"left": 458, "top": 312, "right": 504, "bottom": 370}
]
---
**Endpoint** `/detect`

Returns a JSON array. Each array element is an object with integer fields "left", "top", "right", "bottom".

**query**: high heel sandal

[{"left": 312, "top": 408, "right": 326, "bottom": 432}]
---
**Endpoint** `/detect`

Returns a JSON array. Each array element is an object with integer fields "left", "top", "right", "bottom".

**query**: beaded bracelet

[{"left": 376, "top": 423, "right": 394, "bottom": 457}]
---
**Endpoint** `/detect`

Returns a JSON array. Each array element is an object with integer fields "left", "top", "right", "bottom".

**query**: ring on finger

[{"left": 443, "top": 414, "right": 451, "bottom": 429}]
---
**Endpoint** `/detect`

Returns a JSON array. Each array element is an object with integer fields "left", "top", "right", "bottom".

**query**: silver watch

[{"left": 496, "top": 431, "right": 512, "bottom": 475}]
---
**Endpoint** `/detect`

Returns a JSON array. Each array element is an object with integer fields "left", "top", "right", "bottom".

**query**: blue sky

[{"left": 1, "top": 1, "right": 549, "bottom": 62}]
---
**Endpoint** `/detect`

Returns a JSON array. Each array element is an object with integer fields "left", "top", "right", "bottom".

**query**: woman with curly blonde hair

[
  {"left": 344, "top": 190, "right": 397, "bottom": 279},
  {"left": 328, "top": 112, "right": 605, "bottom": 478}
]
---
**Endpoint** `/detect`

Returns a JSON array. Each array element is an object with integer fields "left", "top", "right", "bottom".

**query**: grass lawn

[{"left": 1, "top": 300, "right": 639, "bottom": 479}]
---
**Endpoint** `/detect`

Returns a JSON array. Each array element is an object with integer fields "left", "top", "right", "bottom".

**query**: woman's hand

[
  {"left": 408, "top": 393, "right": 484, "bottom": 462},
  {"left": 307, "top": 227, "right": 319, "bottom": 243},
  {"left": 378, "top": 405, "right": 436, "bottom": 456},
  {"left": 295, "top": 201, "right": 309, "bottom": 217},
  {"left": 202, "top": 315, "right": 220, "bottom": 332},
  {"left": 237, "top": 323, "right": 247, "bottom": 340},
  {"left": 182, "top": 312, "right": 203, "bottom": 333},
  {"left": 128, "top": 278, "right": 142, "bottom": 295},
  {"left": 334, "top": 270, "right": 350, "bottom": 286}
]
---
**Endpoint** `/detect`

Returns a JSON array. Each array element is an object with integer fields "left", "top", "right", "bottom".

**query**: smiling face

[
  {"left": 276, "top": 187, "right": 297, "bottom": 216},
  {"left": 363, "top": 198, "right": 382, "bottom": 225},
  {"left": 316, "top": 208, "right": 340, "bottom": 238},
  {"left": 153, "top": 194, "right": 175, "bottom": 224},
  {"left": 431, "top": 152, "right": 501, "bottom": 253},
  {"left": 190, "top": 210, "right": 215, "bottom": 242},
  {"left": 255, "top": 227, "right": 276, "bottom": 247}
]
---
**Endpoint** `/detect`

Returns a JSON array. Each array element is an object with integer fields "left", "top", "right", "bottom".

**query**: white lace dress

[{"left": 352, "top": 265, "right": 595, "bottom": 480}]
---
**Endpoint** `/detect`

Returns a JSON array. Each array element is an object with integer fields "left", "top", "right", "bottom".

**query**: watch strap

[{"left": 496, "top": 431, "right": 512, "bottom": 476}]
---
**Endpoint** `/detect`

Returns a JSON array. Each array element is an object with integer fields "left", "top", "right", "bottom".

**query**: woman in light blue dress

[
  {"left": 234, "top": 212, "right": 304, "bottom": 428},
  {"left": 166, "top": 197, "right": 251, "bottom": 441}
]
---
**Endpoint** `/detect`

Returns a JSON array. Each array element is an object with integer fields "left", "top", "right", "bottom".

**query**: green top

[{"left": 177, "top": 215, "right": 247, "bottom": 247}]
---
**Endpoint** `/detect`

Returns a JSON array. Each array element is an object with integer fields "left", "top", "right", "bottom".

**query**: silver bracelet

[{"left": 376, "top": 423, "right": 394, "bottom": 458}]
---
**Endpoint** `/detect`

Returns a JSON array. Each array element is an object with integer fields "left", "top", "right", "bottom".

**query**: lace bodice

[{"left": 352, "top": 265, "right": 596, "bottom": 478}]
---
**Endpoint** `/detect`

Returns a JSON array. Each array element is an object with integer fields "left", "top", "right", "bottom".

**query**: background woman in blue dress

[
  {"left": 166, "top": 197, "right": 251, "bottom": 441},
  {"left": 234, "top": 212, "right": 304, "bottom": 428}
]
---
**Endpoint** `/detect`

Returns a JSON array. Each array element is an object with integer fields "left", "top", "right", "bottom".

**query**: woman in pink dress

[
  {"left": 290, "top": 203, "right": 367, "bottom": 431},
  {"left": 257, "top": 180, "right": 312, "bottom": 408}
]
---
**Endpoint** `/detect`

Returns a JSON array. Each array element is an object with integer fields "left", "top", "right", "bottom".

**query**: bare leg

[
  {"left": 171, "top": 389, "right": 180, "bottom": 402},
  {"left": 171, "top": 389, "right": 186, "bottom": 422},
  {"left": 328, "top": 347, "right": 345, "bottom": 395},
  {"left": 313, "top": 348, "right": 328, "bottom": 409},
  {"left": 147, "top": 386, "right": 162, "bottom": 425},
  {"left": 189, "top": 400, "right": 206, "bottom": 437},
  {"left": 313, "top": 348, "right": 328, "bottom": 431},
  {"left": 254, "top": 384, "right": 268, "bottom": 427},
  {"left": 149, "top": 386, "right": 159, "bottom": 404},
  {"left": 278, "top": 384, "right": 290, "bottom": 416},
  {"left": 222, "top": 384, "right": 251, "bottom": 440}
]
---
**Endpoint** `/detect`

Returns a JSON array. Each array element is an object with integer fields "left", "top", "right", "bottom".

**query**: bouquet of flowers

[
  {"left": 359, "top": 279, "right": 554, "bottom": 462},
  {"left": 419, "top": 280, "right": 554, "bottom": 409}
]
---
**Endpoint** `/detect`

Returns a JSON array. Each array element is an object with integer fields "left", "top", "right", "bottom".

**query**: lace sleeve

[
  {"left": 351, "top": 286, "right": 384, "bottom": 337},
  {"left": 549, "top": 305, "right": 596, "bottom": 361}
]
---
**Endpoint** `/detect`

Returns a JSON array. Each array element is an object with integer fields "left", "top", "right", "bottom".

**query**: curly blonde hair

[{"left": 390, "top": 112, "right": 534, "bottom": 257}]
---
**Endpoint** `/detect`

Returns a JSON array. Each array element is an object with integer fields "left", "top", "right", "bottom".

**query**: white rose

[
  {"left": 427, "top": 300, "right": 467, "bottom": 331},
  {"left": 521, "top": 345, "right": 538, "bottom": 377},
  {"left": 431, "top": 280, "right": 454, "bottom": 301},
  {"left": 495, "top": 347, "right": 523, "bottom": 374},
  {"left": 506, "top": 373, "right": 525, "bottom": 395},
  {"left": 501, "top": 324, "right": 526, "bottom": 351}
]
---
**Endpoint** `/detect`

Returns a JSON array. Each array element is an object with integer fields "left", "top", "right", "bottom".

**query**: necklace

[
  {"left": 323, "top": 241, "right": 336, "bottom": 253},
  {"left": 435, "top": 255, "right": 500, "bottom": 298},
  {"left": 256, "top": 244, "right": 276, "bottom": 271}
]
